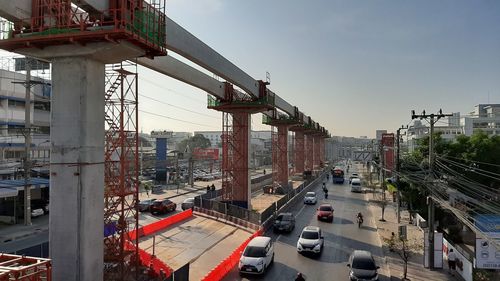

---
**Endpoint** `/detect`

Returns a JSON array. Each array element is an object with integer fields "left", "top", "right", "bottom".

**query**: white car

[
  {"left": 304, "top": 191, "right": 317, "bottom": 204},
  {"left": 350, "top": 178, "right": 362, "bottom": 193},
  {"left": 239, "top": 236, "right": 274, "bottom": 275},
  {"left": 297, "top": 226, "right": 324, "bottom": 255},
  {"left": 31, "top": 208, "right": 45, "bottom": 218}
]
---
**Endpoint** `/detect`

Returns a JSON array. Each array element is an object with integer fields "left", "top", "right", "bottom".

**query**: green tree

[{"left": 177, "top": 134, "right": 211, "bottom": 154}]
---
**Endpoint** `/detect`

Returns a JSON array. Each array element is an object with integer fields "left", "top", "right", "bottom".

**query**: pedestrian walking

[
  {"left": 207, "top": 185, "right": 210, "bottom": 192},
  {"left": 211, "top": 183, "right": 216, "bottom": 191},
  {"left": 448, "top": 249, "right": 457, "bottom": 275}
]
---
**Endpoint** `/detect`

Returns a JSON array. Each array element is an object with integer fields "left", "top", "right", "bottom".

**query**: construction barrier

[
  {"left": 125, "top": 241, "right": 173, "bottom": 278},
  {"left": 201, "top": 228, "right": 264, "bottom": 281},
  {"left": 129, "top": 209, "right": 193, "bottom": 240}
]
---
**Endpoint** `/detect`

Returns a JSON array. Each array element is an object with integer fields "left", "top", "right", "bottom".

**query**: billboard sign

[
  {"left": 474, "top": 214, "right": 500, "bottom": 269},
  {"left": 193, "top": 148, "right": 219, "bottom": 160}
]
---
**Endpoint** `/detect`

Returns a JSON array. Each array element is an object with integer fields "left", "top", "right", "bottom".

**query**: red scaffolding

[
  {"left": 209, "top": 82, "right": 274, "bottom": 208},
  {"left": 0, "top": 254, "right": 51, "bottom": 281},
  {"left": 0, "top": 0, "right": 167, "bottom": 57},
  {"left": 104, "top": 62, "right": 139, "bottom": 280}
]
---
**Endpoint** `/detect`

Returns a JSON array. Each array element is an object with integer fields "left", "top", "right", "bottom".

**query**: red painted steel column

[
  {"left": 277, "top": 125, "right": 289, "bottom": 187},
  {"left": 294, "top": 131, "right": 305, "bottom": 174},
  {"left": 232, "top": 112, "right": 251, "bottom": 209}
]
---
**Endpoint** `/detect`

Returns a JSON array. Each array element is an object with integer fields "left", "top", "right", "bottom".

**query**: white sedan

[{"left": 303, "top": 192, "right": 317, "bottom": 205}]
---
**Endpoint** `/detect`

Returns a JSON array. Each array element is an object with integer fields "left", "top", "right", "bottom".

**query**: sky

[{"left": 4, "top": 0, "right": 500, "bottom": 138}]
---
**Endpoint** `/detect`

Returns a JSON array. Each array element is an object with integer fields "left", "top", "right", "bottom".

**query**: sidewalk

[{"left": 368, "top": 194, "right": 459, "bottom": 281}]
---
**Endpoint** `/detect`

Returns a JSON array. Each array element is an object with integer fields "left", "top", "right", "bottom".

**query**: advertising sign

[
  {"left": 193, "top": 148, "right": 219, "bottom": 160},
  {"left": 475, "top": 238, "right": 500, "bottom": 269},
  {"left": 475, "top": 215, "right": 500, "bottom": 269}
]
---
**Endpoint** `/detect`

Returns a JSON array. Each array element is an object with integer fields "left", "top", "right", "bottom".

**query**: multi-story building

[
  {"left": 0, "top": 58, "right": 51, "bottom": 178},
  {"left": 406, "top": 104, "right": 500, "bottom": 152}
]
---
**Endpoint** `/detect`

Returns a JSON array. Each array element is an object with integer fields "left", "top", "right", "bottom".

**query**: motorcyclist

[
  {"left": 356, "top": 212, "right": 363, "bottom": 227},
  {"left": 324, "top": 188, "right": 328, "bottom": 199},
  {"left": 295, "top": 272, "right": 306, "bottom": 281}
]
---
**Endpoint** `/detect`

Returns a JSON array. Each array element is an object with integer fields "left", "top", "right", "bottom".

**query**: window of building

[{"left": 8, "top": 100, "right": 25, "bottom": 107}]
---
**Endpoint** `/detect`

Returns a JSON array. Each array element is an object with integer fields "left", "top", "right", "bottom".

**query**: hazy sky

[{"left": 5, "top": 1, "right": 500, "bottom": 137}]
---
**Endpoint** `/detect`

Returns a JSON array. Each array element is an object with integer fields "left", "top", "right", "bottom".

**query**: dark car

[
  {"left": 138, "top": 199, "right": 157, "bottom": 212},
  {"left": 273, "top": 212, "right": 295, "bottom": 233},
  {"left": 347, "top": 250, "right": 380, "bottom": 281},
  {"left": 316, "top": 204, "right": 334, "bottom": 222},
  {"left": 150, "top": 199, "right": 177, "bottom": 215}
]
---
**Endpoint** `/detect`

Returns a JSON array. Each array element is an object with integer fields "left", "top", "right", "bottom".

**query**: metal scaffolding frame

[{"left": 103, "top": 61, "right": 139, "bottom": 281}]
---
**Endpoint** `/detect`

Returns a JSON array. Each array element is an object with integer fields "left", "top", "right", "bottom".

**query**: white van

[
  {"left": 350, "top": 178, "right": 362, "bottom": 193},
  {"left": 239, "top": 236, "right": 274, "bottom": 275}
]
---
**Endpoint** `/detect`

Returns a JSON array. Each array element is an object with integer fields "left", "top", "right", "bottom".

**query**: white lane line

[{"left": 295, "top": 204, "right": 306, "bottom": 219}]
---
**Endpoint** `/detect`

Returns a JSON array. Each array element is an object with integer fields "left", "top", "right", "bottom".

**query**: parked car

[
  {"left": 273, "top": 212, "right": 295, "bottom": 233},
  {"left": 297, "top": 226, "right": 324, "bottom": 255},
  {"left": 316, "top": 204, "right": 334, "bottom": 222},
  {"left": 239, "top": 236, "right": 274, "bottom": 275},
  {"left": 152, "top": 185, "right": 163, "bottom": 194},
  {"left": 303, "top": 192, "right": 317, "bottom": 205},
  {"left": 347, "top": 250, "right": 380, "bottom": 281},
  {"left": 150, "top": 199, "right": 176, "bottom": 215},
  {"left": 181, "top": 198, "right": 195, "bottom": 210},
  {"left": 138, "top": 199, "right": 157, "bottom": 212},
  {"left": 31, "top": 208, "right": 45, "bottom": 218}
]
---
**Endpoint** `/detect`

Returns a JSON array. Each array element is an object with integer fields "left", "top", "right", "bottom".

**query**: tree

[
  {"left": 176, "top": 134, "right": 211, "bottom": 154},
  {"left": 384, "top": 235, "right": 422, "bottom": 280}
]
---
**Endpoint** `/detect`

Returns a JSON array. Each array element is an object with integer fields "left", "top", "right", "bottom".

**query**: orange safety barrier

[
  {"left": 125, "top": 241, "right": 173, "bottom": 278},
  {"left": 201, "top": 228, "right": 264, "bottom": 281},
  {"left": 129, "top": 209, "right": 193, "bottom": 240}
]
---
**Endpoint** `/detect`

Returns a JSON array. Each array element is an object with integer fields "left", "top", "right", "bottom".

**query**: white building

[
  {"left": 406, "top": 104, "right": 500, "bottom": 152},
  {"left": 0, "top": 59, "right": 51, "bottom": 174}
]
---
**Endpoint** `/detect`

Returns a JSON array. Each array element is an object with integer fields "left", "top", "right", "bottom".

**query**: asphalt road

[{"left": 223, "top": 169, "right": 390, "bottom": 281}]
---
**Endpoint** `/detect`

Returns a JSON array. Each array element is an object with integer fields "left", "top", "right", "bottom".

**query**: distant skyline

[{"left": 2, "top": 1, "right": 500, "bottom": 138}]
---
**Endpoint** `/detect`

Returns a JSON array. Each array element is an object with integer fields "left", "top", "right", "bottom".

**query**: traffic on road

[{"left": 224, "top": 167, "right": 389, "bottom": 281}]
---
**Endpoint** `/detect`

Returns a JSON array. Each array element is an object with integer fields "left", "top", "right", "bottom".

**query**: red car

[
  {"left": 150, "top": 199, "right": 177, "bottom": 215},
  {"left": 317, "top": 204, "right": 334, "bottom": 222}
]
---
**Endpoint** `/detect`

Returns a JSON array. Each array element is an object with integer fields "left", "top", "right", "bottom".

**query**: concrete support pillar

[
  {"left": 293, "top": 131, "right": 304, "bottom": 174},
  {"left": 313, "top": 135, "right": 321, "bottom": 169},
  {"left": 305, "top": 134, "right": 314, "bottom": 171},
  {"left": 231, "top": 112, "right": 251, "bottom": 209},
  {"left": 276, "top": 124, "right": 289, "bottom": 187},
  {"left": 50, "top": 57, "right": 104, "bottom": 281}
]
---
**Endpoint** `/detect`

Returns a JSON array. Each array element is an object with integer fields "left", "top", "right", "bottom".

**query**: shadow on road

[
  {"left": 237, "top": 261, "right": 303, "bottom": 281},
  {"left": 334, "top": 217, "right": 354, "bottom": 225}
]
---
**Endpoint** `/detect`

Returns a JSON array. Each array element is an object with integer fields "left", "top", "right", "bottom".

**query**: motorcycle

[{"left": 357, "top": 216, "right": 363, "bottom": 228}]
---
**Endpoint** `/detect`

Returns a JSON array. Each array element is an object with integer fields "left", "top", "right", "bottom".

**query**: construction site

[{"left": 0, "top": 1, "right": 329, "bottom": 280}]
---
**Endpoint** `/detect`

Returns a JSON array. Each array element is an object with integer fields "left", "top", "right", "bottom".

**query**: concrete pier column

[
  {"left": 231, "top": 112, "right": 251, "bottom": 209},
  {"left": 305, "top": 135, "right": 314, "bottom": 171},
  {"left": 293, "top": 131, "right": 305, "bottom": 173},
  {"left": 50, "top": 57, "right": 104, "bottom": 281},
  {"left": 277, "top": 124, "right": 289, "bottom": 186}
]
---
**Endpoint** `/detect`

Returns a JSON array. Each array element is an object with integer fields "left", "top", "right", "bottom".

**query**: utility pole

[
  {"left": 24, "top": 59, "right": 32, "bottom": 226},
  {"left": 396, "top": 125, "right": 408, "bottom": 224},
  {"left": 411, "top": 109, "right": 453, "bottom": 269},
  {"left": 11, "top": 58, "right": 36, "bottom": 226},
  {"left": 379, "top": 140, "right": 386, "bottom": 222}
]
